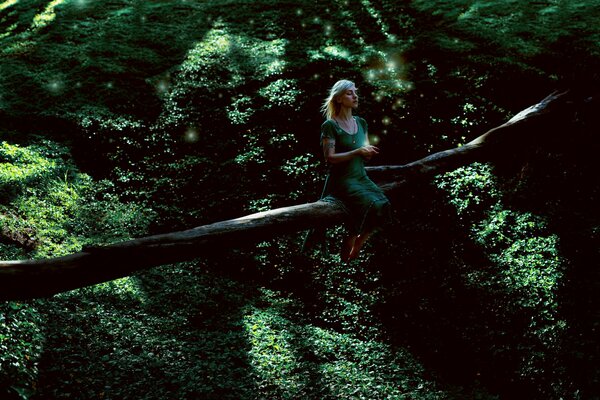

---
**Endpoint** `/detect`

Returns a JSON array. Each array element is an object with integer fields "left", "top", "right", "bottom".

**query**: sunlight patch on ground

[
  {"left": 90, "top": 277, "right": 148, "bottom": 304},
  {"left": 243, "top": 307, "right": 306, "bottom": 397},
  {"left": 434, "top": 163, "right": 568, "bottom": 369},
  {"left": 31, "top": 0, "right": 66, "bottom": 30},
  {"left": 242, "top": 286, "right": 440, "bottom": 398},
  {"left": 182, "top": 25, "right": 288, "bottom": 84},
  {"left": 0, "top": 0, "right": 18, "bottom": 11}
]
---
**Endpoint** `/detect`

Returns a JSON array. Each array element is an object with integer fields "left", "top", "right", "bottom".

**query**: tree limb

[{"left": 0, "top": 91, "right": 581, "bottom": 300}]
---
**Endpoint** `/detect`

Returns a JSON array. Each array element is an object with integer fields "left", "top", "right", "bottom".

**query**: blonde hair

[{"left": 321, "top": 79, "right": 355, "bottom": 120}]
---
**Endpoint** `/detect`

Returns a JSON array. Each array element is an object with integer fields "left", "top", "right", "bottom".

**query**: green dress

[{"left": 320, "top": 117, "right": 391, "bottom": 234}]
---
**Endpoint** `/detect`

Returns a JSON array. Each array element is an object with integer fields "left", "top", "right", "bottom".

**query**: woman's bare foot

[
  {"left": 341, "top": 235, "right": 357, "bottom": 262},
  {"left": 348, "top": 232, "right": 371, "bottom": 260}
]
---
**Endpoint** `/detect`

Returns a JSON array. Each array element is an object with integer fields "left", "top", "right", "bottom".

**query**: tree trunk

[{"left": 0, "top": 91, "right": 582, "bottom": 300}]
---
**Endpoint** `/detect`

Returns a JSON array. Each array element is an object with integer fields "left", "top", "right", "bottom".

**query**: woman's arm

[{"left": 322, "top": 138, "right": 379, "bottom": 164}]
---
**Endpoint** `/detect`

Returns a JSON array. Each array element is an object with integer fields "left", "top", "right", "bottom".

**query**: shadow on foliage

[
  {"left": 368, "top": 92, "right": 600, "bottom": 399},
  {"left": 33, "top": 262, "right": 261, "bottom": 399},
  {"left": 496, "top": 92, "right": 600, "bottom": 398},
  {"left": 371, "top": 182, "right": 530, "bottom": 398}
]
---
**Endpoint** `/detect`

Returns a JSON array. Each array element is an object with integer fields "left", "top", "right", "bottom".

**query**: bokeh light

[
  {"left": 184, "top": 128, "right": 199, "bottom": 143},
  {"left": 47, "top": 80, "right": 63, "bottom": 93}
]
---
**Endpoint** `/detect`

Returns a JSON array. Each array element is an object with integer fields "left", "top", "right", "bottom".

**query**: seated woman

[{"left": 319, "top": 79, "right": 391, "bottom": 261}]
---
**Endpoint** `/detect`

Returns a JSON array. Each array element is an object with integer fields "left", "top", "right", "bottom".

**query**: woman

[{"left": 320, "top": 79, "right": 391, "bottom": 261}]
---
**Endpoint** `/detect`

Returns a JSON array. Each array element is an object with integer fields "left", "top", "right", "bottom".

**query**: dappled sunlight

[
  {"left": 434, "top": 163, "right": 568, "bottom": 381},
  {"left": 0, "top": 138, "right": 154, "bottom": 260},
  {"left": 307, "top": 44, "right": 351, "bottom": 62},
  {"left": 182, "top": 24, "right": 288, "bottom": 82},
  {"left": 86, "top": 276, "right": 149, "bottom": 304},
  {"left": 359, "top": 0, "right": 396, "bottom": 43},
  {"left": 0, "top": 0, "right": 597, "bottom": 397},
  {"left": 243, "top": 307, "right": 307, "bottom": 396},
  {"left": 411, "top": 0, "right": 600, "bottom": 57},
  {"left": 0, "top": 0, "right": 18, "bottom": 11},
  {"left": 242, "top": 291, "right": 439, "bottom": 398},
  {"left": 361, "top": 47, "right": 412, "bottom": 93},
  {"left": 0, "top": 142, "right": 59, "bottom": 186},
  {"left": 30, "top": 0, "right": 66, "bottom": 31},
  {"left": 164, "top": 21, "right": 292, "bottom": 135}
]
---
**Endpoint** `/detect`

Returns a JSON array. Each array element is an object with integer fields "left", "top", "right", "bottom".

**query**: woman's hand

[
  {"left": 323, "top": 141, "right": 380, "bottom": 164},
  {"left": 358, "top": 145, "right": 379, "bottom": 161}
]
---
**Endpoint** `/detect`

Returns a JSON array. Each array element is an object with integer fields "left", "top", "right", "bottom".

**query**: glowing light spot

[
  {"left": 184, "top": 128, "right": 199, "bottom": 143},
  {"left": 382, "top": 116, "right": 392, "bottom": 126},
  {"left": 47, "top": 80, "right": 63, "bottom": 93},
  {"left": 296, "top": 8, "right": 303, "bottom": 16},
  {"left": 392, "top": 98, "right": 405, "bottom": 110},
  {"left": 371, "top": 135, "right": 380, "bottom": 144},
  {"left": 156, "top": 79, "right": 170, "bottom": 94},
  {"left": 106, "top": 82, "right": 114, "bottom": 89}
]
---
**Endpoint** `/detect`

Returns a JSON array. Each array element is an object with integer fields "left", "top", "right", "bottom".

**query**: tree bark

[{"left": 0, "top": 91, "right": 581, "bottom": 300}]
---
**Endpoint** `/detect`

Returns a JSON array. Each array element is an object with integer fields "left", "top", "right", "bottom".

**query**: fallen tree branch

[{"left": 0, "top": 91, "right": 581, "bottom": 300}]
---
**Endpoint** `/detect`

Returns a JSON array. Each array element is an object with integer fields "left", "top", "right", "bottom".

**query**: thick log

[
  {"left": 0, "top": 91, "right": 579, "bottom": 300},
  {"left": 0, "top": 201, "right": 347, "bottom": 300}
]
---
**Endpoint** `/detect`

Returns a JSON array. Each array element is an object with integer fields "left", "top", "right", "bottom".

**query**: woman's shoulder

[
  {"left": 355, "top": 116, "right": 367, "bottom": 130},
  {"left": 321, "top": 119, "right": 337, "bottom": 128},
  {"left": 320, "top": 119, "right": 337, "bottom": 140}
]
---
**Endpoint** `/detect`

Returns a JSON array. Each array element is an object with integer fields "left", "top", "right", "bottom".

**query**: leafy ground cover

[{"left": 1, "top": 0, "right": 599, "bottom": 399}]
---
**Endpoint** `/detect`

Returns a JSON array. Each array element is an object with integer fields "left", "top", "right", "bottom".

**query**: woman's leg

[
  {"left": 348, "top": 199, "right": 390, "bottom": 260},
  {"left": 348, "top": 229, "right": 373, "bottom": 260},
  {"left": 341, "top": 235, "right": 357, "bottom": 262}
]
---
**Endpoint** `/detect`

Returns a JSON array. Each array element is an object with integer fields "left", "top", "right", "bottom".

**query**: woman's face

[{"left": 336, "top": 85, "right": 358, "bottom": 110}]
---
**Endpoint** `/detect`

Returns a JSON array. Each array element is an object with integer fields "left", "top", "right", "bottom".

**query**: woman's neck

[{"left": 334, "top": 108, "right": 353, "bottom": 122}]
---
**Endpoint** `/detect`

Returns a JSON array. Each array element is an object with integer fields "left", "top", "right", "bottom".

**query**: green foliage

[
  {"left": 435, "top": 162, "right": 569, "bottom": 395},
  {"left": 33, "top": 266, "right": 256, "bottom": 399},
  {"left": 0, "top": 0, "right": 598, "bottom": 398},
  {"left": 412, "top": 0, "right": 600, "bottom": 59},
  {"left": 244, "top": 297, "right": 443, "bottom": 400},
  {"left": 0, "top": 138, "right": 154, "bottom": 396},
  {"left": 0, "top": 139, "right": 154, "bottom": 257},
  {"left": 0, "top": 301, "right": 43, "bottom": 400},
  {"left": 258, "top": 79, "right": 301, "bottom": 108},
  {"left": 435, "top": 162, "right": 501, "bottom": 216}
]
